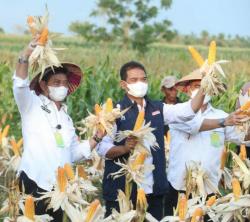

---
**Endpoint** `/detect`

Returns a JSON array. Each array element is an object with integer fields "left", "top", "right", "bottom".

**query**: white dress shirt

[
  {"left": 96, "top": 99, "right": 195, "bottom": 194},
  {"left": 167, "top": 103, "right": 244, "bottom": 194},
  {"left": 13, "top": 74, "right": 91, "bottom": 191}
]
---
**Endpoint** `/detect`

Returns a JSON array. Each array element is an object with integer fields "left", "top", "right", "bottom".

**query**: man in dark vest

[{"left": 97, "top": 61, "right": 206, "bottom": 220}]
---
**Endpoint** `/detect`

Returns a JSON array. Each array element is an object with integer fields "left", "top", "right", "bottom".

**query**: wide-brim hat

[
  {"left": 176, "top": 69, "right": 202, "bottom": 86},
  {"left": 30, "top": 63, "right": 83, "bottom": 95}
]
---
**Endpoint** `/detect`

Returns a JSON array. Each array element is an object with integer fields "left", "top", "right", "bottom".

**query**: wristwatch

[
  {"left": 18, "top": 56, "right": 29, "bottom": 64},
  {"left": 218, "top": 118, "right": 226, "bottom": 128}
]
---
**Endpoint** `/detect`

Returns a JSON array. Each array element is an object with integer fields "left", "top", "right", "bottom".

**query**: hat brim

[
  {"left": 176, "top": 69, "right": 202, "bottom": 86},
  {"left": 30, "top": 63, "right": 83, "bottom": 95}
]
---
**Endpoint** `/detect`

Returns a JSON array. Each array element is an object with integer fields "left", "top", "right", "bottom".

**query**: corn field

[{"left": 0, "top": 34, "right": 250, "bottom": 221}]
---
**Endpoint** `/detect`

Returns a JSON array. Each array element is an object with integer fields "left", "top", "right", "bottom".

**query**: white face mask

[
  {"left": 48, "top": 86, "right": 68, "bottom": 102},
  {"left": 126, "top": 82, "right": 148, "bottom": 98},
  {"left": 191, "top": 88, "right": 211, "bottom": 104}
]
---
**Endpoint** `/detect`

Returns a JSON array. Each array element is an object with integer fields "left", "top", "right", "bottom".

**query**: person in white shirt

[
  {"left": 165, "top": 70, "right": 249, "bottom": 219},
  {"left": 14, "top": 40, "right": 105, "bottom": 221}
]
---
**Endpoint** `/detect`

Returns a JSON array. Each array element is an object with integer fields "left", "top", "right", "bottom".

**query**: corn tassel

[
  {"left": 206, "top": 195, "right": 216, "bottom": 207},
  {"left": 10, "top": 139, "right": 20, "bottom": 156},
  {"left": 38, "top": 28, "right": 48, "bottom": 46},
  {"left": 188, "top": 46, "right": 205, "bottom": 67},
  {"left": 220, "top": 148, "right": 227, "bottom": 170},
  {"left": 178, "top": 194, "right": 187, "bottom": 220},
  {"left": 105, "top": 98, "right": 113, "bottom": 113},
  {"left": 2, "top": 125, "right": 10, "bottom": 139},
  {"left": 208, "top": 41, "right": 216, "bottom": 65},
  {"left": 64, "top": 163, "right": 75, "bottom": 180},
  {"left": 77, "top": 165, "right": 88, "bottom": 179},
  {"left": 85, "top": 199, "right": 100, "bottom": 222},
  {"left": 57, "top": 167, "right": 67, "bottom": 192},
  {"left": 232, "top": 178, "right": 241, "bottom": 200},
  {"left": 131, "top": 151, "right": 147, "bottom": 171},
  {"left": 191, "top": 207, "right": 203, "bottom": 222},
  {"left": 94, "top": 104, "right": 102, "bottom": 115},
  {"left": 239, "top": 144, "right": 247, "bottom": 161},
  {"left": 133, "top": 111, "right": 145, "bottom": 131},
  {"left": 24, "top": 195, "right": 35, "bottom": 221}
]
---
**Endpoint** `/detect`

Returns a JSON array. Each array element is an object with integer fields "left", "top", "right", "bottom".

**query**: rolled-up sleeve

[
  {"left": 169, "top": 112, "right": 204, "bottom": 135},
  {"left": 70, "top": 135, "right": 92, "bottom": 162},
  {"left": 96, "top": 135, "right": 115, "bottom": 158},
  {"left": 163, "top": 100, "right": 195, "bottom": 125},
  {"left": 13, "top": 72, "right": 33, "bottom": 113}
]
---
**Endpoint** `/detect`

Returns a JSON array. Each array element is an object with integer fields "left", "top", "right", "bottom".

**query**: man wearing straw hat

[
  {"left": 13, "top": 41, "right": 105, "bottom": 221},
  {"left": 165, "top": 69, "right": 249, "bottom": 219}
]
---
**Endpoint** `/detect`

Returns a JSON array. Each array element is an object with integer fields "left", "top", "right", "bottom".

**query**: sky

[{"left": 0, "top": 0, "right": 250, "bottom": 37}]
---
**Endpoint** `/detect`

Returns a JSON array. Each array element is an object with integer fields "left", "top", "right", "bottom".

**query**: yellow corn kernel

[
  {"left": 220, "top": 148, "right": 227, "bottom": 170},
  {"left": 208, "top": 41, "right": 216, "bottom": 65},
  {"left": 105, "top": 98, "right": 113, "bottom": 113},
  {"left": 64, "top": 163, "right": 75, "bottom": 180},
  {"left": 94, "top": 104, "right": 102, "bottom": 115},
  {"left": 85, "top": 199, "right": 100, "bottom": 222},
  {"left": 136, "top": 188, "right": 148, "bottom": 210},
  {"left": 232, "top": 178, "right": 241, "bottom": 200},
  {"left": 2, "top": 125, "right": 10, "bottom": 139},
  {"left": 38, "top": 28, "right": 48, "bottom": 46},
  {"left": 133, "top": 111, "right": 145, "bottom": 131},
  {"left": 206, "top": 195, "right": 216, "bottom": 207},
  {"left": 239, "top": 144, "right": 247, "bottom": 161},
  {"left": 178, "top": 194, "right": 187, "bottom": 220},
  {"left": 191, "top": 207, "right": 203, "bottom": 222},
  {"left": 10, "top": 139, "right": 20, "bottom": 156},
  {"left": 77, "top": 165, "right": 88, "bottom": 179},
  {"left": 131, "top": 151, "right": 147, "bottom": 171},
  {"left": 57, "top": 167, "right": 67, "bottom": 192},
  {"left": 24, "top": 195, "right": 35, "bottom": 221},
  {"left": 188, "top": 46, "right": 205, "bottom": 67}
]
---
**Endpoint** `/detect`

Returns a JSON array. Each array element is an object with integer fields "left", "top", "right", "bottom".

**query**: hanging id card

[
  {"left": 210, "top": 132, "right": 221, "bottom": 147},
  {"left": 54, "top": 131, "right": 65, "bottom": 148}
]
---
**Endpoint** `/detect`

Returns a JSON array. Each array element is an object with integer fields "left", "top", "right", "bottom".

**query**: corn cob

[
  {"left": 240, "top": 101, "right": 250, "bottom": 112},
  {"left": 27, "top": 16, "right": 36, "bottom": 36},
  {"left": 220, "top": 148, "right": 227, "bottom": 170},
  {"left": 57, "top": 167, "right": 67, "bottom": 192},
  {"left": 24, "top": 195, "right": 35, "bottom": 221},
  {"left": 133, "top": 111, "right": 145, "bottom": 131},
  {"left": 208, "top": 41, "right": 216, "bottom": 65},
  {"left": 38, "top": 28, "right": 48, "bottom": 46},
  {"left": 232, "top": 178, "right": 241, "bottom": 200},
  {"left": 206, "top": 195, "right": 216, "bottom": 207},
  {"left": 137, "top": 188, "right": 148, "bottom": 210},
  {"left": 17, "top": 138, "right": 23, "bottom": 149},
  {"left": 191, "top": 207, "right": 203, "bottom": 222},
  {"left": 64, "top": 163, "right": 75, "bottom": 180},
  {"left": 10, "top": 139, "right": 20, "bottom": 156},
  {"left": 131, "top": 151, "right": 147, "bottom": 171},
  {"left": 188, "top": 46, "right": 205, "bottom": 67},
  {"left": 85, "top": 199, "right": 100, "bottom": 222},
  {"left": 2, "top": 125, "right": 10, "bottom": 138},
  {"left": 105, "top": 98, "right": 113, "bottom": 113},
  {"left": 178, "top": 194, "right": 187, "bottom": 220},
  {"left": 94, "top": 104, "right": 102, "bottom": 115},
  {"left": 77, "top": 165, "right": 88, "bottom": 179},
  {"left": 239, "top": 144, "right": 247, "bottom": 161}
]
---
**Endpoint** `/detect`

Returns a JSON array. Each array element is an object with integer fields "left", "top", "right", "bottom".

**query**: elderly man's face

[{"left": 162, "top": 86, "right": 178, "bottom": 102}]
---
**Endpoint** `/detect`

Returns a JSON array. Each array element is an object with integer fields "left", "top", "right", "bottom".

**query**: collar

[
  {"left": 39, "top": 94, "right": 68, "bottom": 113},
  {"left": 121, "top": 94, "right": 154, "bottom": 109}
]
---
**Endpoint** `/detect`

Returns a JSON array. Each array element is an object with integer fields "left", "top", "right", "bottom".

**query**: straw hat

[
  {"left": 176, "top": 69, "right": 202, "bottom": 85},
  {"left": 30, "top": 63, "right": 83, "bottom": 95}
]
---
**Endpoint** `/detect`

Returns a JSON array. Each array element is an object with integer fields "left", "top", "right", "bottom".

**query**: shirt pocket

[{"left": 209, "top": 129, "right": 225, "bottom": 148}]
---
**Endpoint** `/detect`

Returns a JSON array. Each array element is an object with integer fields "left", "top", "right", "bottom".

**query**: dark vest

[{"left": 102, "top": 95, "right": 169, "bottom": 201}]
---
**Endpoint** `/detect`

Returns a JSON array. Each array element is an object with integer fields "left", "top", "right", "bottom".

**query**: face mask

[
  {"left": 48, "top": 86, "right": 68, "bottom": 102},
  {"left": 127, "top": 82, "right": 148, "bottom": 98},
  {"left": 191, "top": 88, "right": 211, "bottom": 104}
]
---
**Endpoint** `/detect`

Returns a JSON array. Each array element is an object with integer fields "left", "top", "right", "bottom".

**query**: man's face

[
  {"left": 162, "top": 86, "right": 178, "bottom": 102},
  {"left": 120, "top": 68, "right": 147, "bottom": 91},
  {"left": 187, "top": 80, "right": 201, "bottom": 97}
]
